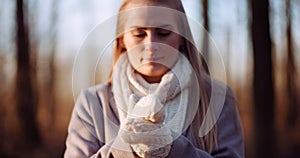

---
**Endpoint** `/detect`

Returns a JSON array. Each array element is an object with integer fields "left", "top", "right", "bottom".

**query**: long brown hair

[{"left": 111, "top": 0, "right": 217, "bottom": 153}]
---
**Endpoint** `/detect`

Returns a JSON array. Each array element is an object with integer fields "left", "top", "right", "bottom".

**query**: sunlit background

[{"left": 0, "top": 0, "right": 299, "bottom": 157}]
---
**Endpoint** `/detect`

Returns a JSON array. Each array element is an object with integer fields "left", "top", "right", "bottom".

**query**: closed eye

[
  {"left": 131, "top": 29, "right": 146, "bottom": 37},
  {"left": 157, "top": 28, "right": 171, "bottom": 37}
]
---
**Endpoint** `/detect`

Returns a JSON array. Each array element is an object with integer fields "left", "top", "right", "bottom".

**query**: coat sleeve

[
  {"left": 167, "top": 87, "right": 245, "bottom": 158},
  {"left": 211, "top": 87, "right": 245, "bottom": 158},
  {"left": 64, "top": 89, "right": 137, "bottom": 158},
  {"left": 167, "top": 135, "right": 214, "bottom": 158},
  {"left": 64, "top": 90, "right": 104, "bottom": 158}
]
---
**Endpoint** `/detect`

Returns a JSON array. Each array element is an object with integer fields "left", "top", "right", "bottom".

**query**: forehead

[{"left": 120, "top": 6, "right": 181, "bottom": 31}]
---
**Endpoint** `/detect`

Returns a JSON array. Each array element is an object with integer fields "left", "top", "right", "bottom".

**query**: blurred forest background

[{"left": 0, "top": 0, "right": 299, "bottom": 157}]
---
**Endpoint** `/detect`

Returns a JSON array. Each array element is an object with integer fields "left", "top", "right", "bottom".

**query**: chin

[
  {"left": 138, "top": 68, "right": 168, "bottom": 78},
  {"left": 137, "top": 60, "right": 174, "bottom": 77}
]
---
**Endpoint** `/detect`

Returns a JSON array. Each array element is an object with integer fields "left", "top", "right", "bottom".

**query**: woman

[{"left": 64, "top": 0, "right": 244, "bottom": 157}]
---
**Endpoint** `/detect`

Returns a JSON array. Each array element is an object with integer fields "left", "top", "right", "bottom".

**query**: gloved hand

[{"left": 119, "top": 117, "right": 172, "bottom": 158}]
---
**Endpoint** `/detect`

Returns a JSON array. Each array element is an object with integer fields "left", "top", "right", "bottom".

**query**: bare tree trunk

[
  {"left": 47, "top": 0, "right": 58, "bottom": 126},
  {"left": 0, "top": 56, "right": 5, "bottom": 156},
  {"left": 0, "top": 3, "right": 5, "bottom": 155},
  {"left": 250, "top": 0, "right": 278, "bottom": 157},
  {"left": 201, "top": 0, "right": 209, "bottom": 73},
  {"left": 15, "top": 0, "right": 40, "bottom": 146},
  {"left": 285, "top": 0, "right": 298, "bottom": 129},
  {"left": 285, "top": 0, "right": 298, "bottom": 157}
]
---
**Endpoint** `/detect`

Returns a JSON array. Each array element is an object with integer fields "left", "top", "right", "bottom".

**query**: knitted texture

[
  {"left": 119, "top": 118, "right": 172, "bottom": 158},
  {"left": 112, "top": 53, "right": 193, "bottom": 158}
]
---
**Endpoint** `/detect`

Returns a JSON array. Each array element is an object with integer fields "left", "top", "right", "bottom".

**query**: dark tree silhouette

[
  {"left": 0, "top": 3, "right": 5, "bottom": 155},
  {"left": 201, "top": 0, "right": 209, "bottom": 73},
  {"left": 47, "top": 0, "right": 58, "bottom": 126},
  {"left": 250, "top": 0, "right": 278, "bottom": 157},
  {"left": 285, "top": 0, "right": 298, "bottom": 129},
  {"left": 15, "top": 0, "right": 40, "bottom": 146},
  {"left": 0, "top": 56, "right": 5, "bottom": 156},
  {"left": 285, "top": 1, "right": 298, "bottom": 157}
]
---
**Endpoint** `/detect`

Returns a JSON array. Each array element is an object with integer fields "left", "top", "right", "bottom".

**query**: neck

[{"left": 141, "top": 74, "right": 162, "bottom": 83}]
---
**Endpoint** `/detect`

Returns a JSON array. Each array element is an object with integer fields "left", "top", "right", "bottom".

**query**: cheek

[
  {"left": 127, "top": 50, "right": 142, "bottom": 69},
  {"left": 162, "top": 37, "right": 181, "bottom": 66},
  {"left": 123, "top": 35, "right": 141, "bottom": 67},
  {"left": 164, "top": 52, "right": 179, "bottom": 68},
  {"left": 167, "top": 35, "right": 181, "bottom": 49},
  {"left": 122, "top": 35, "right": 135, "bottom": 50}
]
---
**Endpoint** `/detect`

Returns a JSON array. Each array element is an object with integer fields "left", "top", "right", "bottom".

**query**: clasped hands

[{"left": 119, "top": 95, "right": 173, "bottom": 158}]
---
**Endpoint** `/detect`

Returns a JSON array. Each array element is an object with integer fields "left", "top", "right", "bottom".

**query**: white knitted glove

[{"left": 119, "top": 117, "right": 172, "bottom": 158}]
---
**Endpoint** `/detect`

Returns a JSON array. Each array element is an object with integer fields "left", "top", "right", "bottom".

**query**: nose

[{"left": 144, "top": 31, "right": 158, "bottom": 52}]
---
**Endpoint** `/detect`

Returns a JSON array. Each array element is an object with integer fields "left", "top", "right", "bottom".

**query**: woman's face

[{"left": 121, "top": 4, "right": 182, "bottom": 82}]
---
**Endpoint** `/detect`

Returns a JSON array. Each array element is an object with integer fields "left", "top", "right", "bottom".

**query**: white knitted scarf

[{"left": 112, "top": 53, "right": 194, "bottom": 157}]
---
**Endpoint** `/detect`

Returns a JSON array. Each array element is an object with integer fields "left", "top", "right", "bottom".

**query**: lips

[{"left": 142, "top": 57, "right": 164, "bottom": 62}]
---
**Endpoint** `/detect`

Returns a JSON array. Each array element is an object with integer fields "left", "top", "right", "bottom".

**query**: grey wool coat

[{"left": 64, "top": 82, "right": 245, "bottom": 158}]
